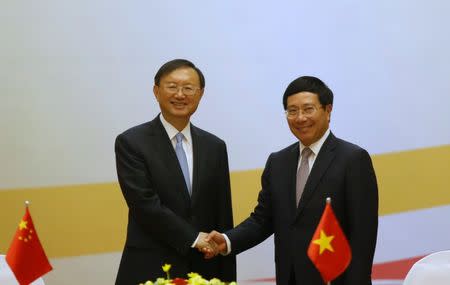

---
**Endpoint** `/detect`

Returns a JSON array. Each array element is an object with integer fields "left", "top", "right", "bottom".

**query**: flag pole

[
  {"left": 327, "top": 197, "right": 331, "bottom": 285},
  {"left": 25, "top": 200, "right": 30, "bottom": 208}
]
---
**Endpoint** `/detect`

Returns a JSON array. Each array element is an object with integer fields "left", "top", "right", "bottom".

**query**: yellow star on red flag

[
  {"left": 18, "top": 220, "right": 28, "bottom": 230},
  {"left": 312, "top": 230, "right": 335, "bottom": 254}
]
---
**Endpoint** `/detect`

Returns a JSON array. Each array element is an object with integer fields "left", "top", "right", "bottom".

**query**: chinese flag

[
  {"left": 6, "top": 206, "right": 52, "bottom": 285},
  {"left": 307, "top": 200, "right": 351, "bottom": 283}
]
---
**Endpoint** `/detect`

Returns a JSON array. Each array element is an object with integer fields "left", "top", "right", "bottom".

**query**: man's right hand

[{"left": 203, "top": 230, "right": 228, "bottom": 259}]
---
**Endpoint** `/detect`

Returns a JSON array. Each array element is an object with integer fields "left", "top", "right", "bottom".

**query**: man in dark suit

[
  {"left": 205, "top": 76, "right": 378, "bottom": 285},
  {"left": 114, "top": 59, "right": 236, "bottom": 285}
]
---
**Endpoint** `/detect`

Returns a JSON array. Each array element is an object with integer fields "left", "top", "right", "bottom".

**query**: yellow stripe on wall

[
  {"left": 0, "top": 183, "right": 127, "bottom": 258},
  {"left": 0, "top": 145, "right": 449, "bottom": 258},
  {"left": 373, "top": 144, "right": 450, "bottom": 215},
  {"left": 229, "top": 144, "right": 450, "bottom": 220}
]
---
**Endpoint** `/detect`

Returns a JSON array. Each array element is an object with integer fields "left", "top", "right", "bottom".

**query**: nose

[
  {"left": 295, "top": 112, "right": 308, "bottom": 121},
  {"left": 174, "top": 88, "right": 186, "bottom": 97}
]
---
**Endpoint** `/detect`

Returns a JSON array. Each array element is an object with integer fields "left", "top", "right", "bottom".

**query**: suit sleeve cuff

[{"left": 222, "top": 233, "right": 232, "bottom": 255}]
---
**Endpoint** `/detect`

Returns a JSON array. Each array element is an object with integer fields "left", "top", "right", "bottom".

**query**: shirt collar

[
  {"left": 159, "top": 114, "right": 192, "bottom": 144},
  {"left": 299, "top": 128, "right": 330, "bottom": 156}
]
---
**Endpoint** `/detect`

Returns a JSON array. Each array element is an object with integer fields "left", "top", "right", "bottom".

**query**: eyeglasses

[
  {"left": 285, "top": 105, "right": 320, "bottom": 119},
  {"left": 162, "top": 84, "right": 200, "bottom": 96}
]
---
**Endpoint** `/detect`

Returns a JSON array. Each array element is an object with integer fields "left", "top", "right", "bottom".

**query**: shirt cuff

[
  {"left": 222, "top": 233, "right": 232, "bottom": 255},
  {"left": 191, "top": 233, "right": 200, "bottom": 248}
]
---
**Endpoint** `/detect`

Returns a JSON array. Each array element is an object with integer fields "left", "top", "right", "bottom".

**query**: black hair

[
  {"left": 282, "top": 76, "right": 333, "bottom": 109},
  {"left": 154, "top": 59, "right": 205, "bottom": 88}
]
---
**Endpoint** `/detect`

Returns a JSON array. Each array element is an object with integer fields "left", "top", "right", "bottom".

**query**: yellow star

[
  {"left": 312, "top": 230, "right": 335, "bottom": 254},
  {"left": 18, "top": 220, "right": 28, "bottom": 230}
]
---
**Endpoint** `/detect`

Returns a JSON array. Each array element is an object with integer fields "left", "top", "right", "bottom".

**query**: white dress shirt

[
  {"left": 297, "top": 128, "right": 330, "bottom": 171},
  {"left": 159, "top": 114, "right": 193, "bottom": 189}
]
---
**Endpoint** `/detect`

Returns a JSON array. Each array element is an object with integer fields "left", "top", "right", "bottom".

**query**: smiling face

[
  {"left": 153, "top": 67, "right": 204, "bottom": 130},
  {"left": 286, "top": 91, "right": 332, "bottom": 146}
]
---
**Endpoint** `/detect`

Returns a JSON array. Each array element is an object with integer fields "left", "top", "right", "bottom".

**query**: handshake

[{"left": 194, "top": 231, "right": 227, "bottom": 259}]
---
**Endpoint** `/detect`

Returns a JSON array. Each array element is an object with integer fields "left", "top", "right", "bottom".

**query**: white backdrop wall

[{"left": 2, "top": 1, "right": 450, "bottom": 189}]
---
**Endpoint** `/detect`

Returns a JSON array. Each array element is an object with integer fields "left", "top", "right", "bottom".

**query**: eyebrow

[
  {"left": 164, "top": 81, "right": 196, "bottom": 85},
  {"left": 287, "top": 103, "right": 315, "bottom": 109}
]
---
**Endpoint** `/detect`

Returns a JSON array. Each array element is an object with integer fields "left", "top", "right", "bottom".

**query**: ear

[
  {"left": 325, "top": 104, "right": 333, "bottom": 121},
  {"left": 153, "top": 85, "right": 159, "bottom": 101},
  {"left": 198, "top": 88, "right": 205, "bottom": 100}
]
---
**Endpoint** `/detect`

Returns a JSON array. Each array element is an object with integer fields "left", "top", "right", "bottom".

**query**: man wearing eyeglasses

[
  {"left": 114, "top": 59, "right": 236, "bottom": 284},
  {"left": 205, "top": 76, "right": 378, "bottom": 285}
]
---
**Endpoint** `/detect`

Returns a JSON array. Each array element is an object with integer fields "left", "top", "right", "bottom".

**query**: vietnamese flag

[
  {"left": 307, "top": 198, "right": 351, "bottom": 283},
  {"left": 6, "top": 205, "right": 52, "bottom": 285}
]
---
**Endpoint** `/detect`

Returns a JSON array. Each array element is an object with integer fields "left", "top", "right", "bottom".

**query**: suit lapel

[
  {"left": 190, "top": 124, "right": 202, "bottom": 205},
  {"left": 295, "top": 133, "right": 337, "bottom": 218},
  {"left": 287, "top": 144, "right": 301, "bottom": 217},
  {"left": 152, "top": 116, "right": 191, "bottom": 203}
]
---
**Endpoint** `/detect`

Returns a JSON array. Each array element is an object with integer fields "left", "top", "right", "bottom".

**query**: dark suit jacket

[
  {"left": 226, "top": 133, "right": 378, "bottom": 285},
  {"left": 114, "top": 115, "right": 236, "bottom": 285}
]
